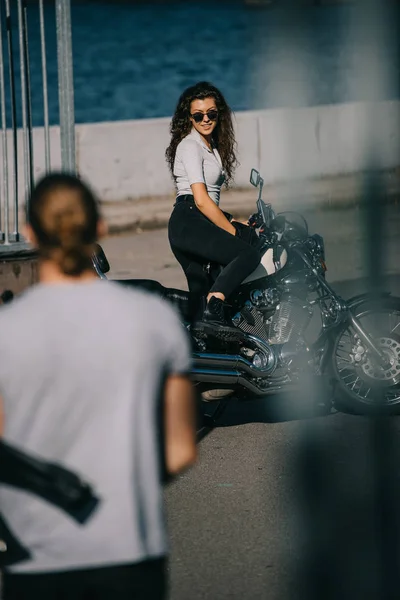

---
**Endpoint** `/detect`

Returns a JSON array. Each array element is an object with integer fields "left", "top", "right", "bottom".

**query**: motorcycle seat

[{"left": 116, "top": 279, "right": 191, "bottom": 321}]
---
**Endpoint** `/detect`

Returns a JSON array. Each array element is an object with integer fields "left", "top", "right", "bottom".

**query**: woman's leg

[
  {"left": 170, "top": 244, "right": 210, "bottom": 321},
  {"left": 169, "top": 201, "right": 261, "bottom": 301}
]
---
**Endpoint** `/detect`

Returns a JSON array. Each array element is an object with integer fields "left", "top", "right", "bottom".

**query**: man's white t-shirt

[{"left": 0, "top": 280, "right": 191, "bottom": 574}]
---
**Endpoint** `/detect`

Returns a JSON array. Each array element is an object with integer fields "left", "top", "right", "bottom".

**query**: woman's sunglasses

[{"left": 190, "top": 110, "right": 218, "bottom": 124}]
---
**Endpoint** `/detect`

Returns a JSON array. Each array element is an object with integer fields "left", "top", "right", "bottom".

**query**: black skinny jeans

[{"left": 168, "top": 196, "right": 261, "bottom": 305}]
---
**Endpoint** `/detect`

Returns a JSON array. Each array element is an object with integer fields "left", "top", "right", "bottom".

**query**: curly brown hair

[{"left": 165, "top": 81, "right": 238, "bottom": 187}]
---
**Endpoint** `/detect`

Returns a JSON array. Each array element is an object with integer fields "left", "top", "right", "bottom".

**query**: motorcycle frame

[{"left": 292, "top": 244, "right": 390, "bottom": 367}]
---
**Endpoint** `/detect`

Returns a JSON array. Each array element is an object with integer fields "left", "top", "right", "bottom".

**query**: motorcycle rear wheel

[{"left": 331, "top": 297, "right": 400, "bottom": 415}]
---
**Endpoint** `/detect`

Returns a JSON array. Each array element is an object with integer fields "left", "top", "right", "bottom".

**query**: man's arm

[
  {"left": 0, "top": 394, "right": 4, "bottom": 437},
  {"left": 164, "top": 374, "right": 197, "bottom": 475}
]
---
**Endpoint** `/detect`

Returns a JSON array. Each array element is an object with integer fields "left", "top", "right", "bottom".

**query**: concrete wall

[{"left": 1, "top": 100, "right": 399, "bottom": 207}]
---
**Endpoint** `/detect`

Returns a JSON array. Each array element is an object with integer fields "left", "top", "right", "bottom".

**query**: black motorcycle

[{"left": 95, "top": 168, "right": 400, "bottom": 415}]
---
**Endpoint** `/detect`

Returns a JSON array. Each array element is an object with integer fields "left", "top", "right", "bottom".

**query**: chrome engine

[
  {"left": 233, "top": 288, "right": 312, "bottom": 346},
  {"left": 266, "top": 294, "right": 312, "bottom": 344},
  {"left": 232, "top": 300, "right": 268, "bottom": 340},
  {"left": 194, "top": 288, "right": 313, "bottom": 397}
]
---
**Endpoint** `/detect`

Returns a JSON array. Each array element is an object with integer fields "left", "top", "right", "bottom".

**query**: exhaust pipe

[
  {"left": 192, "top": 368, "right": 287, "bottom": 396},
  {"left": 193, "top": 349, "right": 277, "bottom": 379},
  {"left": 191, "top": 333, "right": 281, "bottom": 396},
  {"left": 192, "top": 368, "right": 298, "bottom": 397}
]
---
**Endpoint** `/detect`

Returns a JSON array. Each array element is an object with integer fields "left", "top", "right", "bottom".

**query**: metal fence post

[
  {"left": 1, "top": 0, "right": 76, "bottom": 253},
  {"left": 39, "top": 0, "right": 50, "bottom": 174},
  {"left": 0, "top": 0, "right": 9, "bottom": 244},
  {"left": 17, "top": 0, "right": 31, "bottom": 226},
  {"left": 4, "top": 0, "right": 19, "bottom": 243},
  {"left": 55, "top": 0, "right": 76, "bottom": 174}
]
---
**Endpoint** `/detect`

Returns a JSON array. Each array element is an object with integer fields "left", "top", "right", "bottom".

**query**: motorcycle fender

[{"left": 346, "top": 291, "right": 392, "bottom": 312}]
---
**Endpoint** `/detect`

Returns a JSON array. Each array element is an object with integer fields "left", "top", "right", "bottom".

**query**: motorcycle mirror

[
  {"left": 250, "top": 168, "right": 260, "bottom": 188},
  {"left": 93, "top": 244, "right": 110, "bottom": 274}
]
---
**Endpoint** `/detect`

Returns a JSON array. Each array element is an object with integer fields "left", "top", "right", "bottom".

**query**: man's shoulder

[
  {"left": 107, "top": 281, "right": 161, "bottom": 304},
  {"left": 0, "top": 286, "right": 38, "bottom": 321},
  {"left": 0, "top": 288, "right": 41, "bottom": 355},
  {"left": 111, "top": 283, "right": 186, "bottom": 346},
  {"left": 0, "top": 302, "right": 15, "bottom": 331}
]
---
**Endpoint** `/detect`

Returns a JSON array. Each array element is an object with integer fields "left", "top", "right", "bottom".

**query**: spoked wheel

[{"left": 332, "top": 298, "right": 400, "bottom": 414}]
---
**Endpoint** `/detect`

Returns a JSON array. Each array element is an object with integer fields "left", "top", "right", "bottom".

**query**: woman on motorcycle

[{"left": 166, "top": 81, "right": 261, "bottom": 332}]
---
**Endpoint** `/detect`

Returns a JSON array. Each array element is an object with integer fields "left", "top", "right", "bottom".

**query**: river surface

[{"left": 1, "top": 1, "right": 399, "bottom": 126}]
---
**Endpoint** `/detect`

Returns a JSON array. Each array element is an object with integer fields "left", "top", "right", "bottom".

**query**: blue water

[{"left": 1, "top": 1, "right": 399, "bottom": 126}]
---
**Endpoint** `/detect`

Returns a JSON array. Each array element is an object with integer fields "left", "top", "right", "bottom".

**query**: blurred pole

[
  {"left": 4, "top": 0, "right": 18, "bottom": 242},
  {"left": 0, "top": 0, "right": 9, "bottom": 243},
  {"left": 17, "top": 0, "right": 29, "bottom": 237},
  {"left": 251, "top": 0, "right": 400, "bottom": 598},
  {"left": 253, "top": 2, "right": 339, "bottom": 596},
  {"left": 39, "top": 0, "right": 50, "bottom": 173},
  {"left": 359, "top": 0, "right": 400, "bottom": 596},
  {"left": 301, "top": 0, "right": 399, "bottom": 597},
  {"left": 55, "top": 0, "right": 76, "bottom": 174},
  {"left": 252, "top": 0, "right": 314, "bottom": 205}
]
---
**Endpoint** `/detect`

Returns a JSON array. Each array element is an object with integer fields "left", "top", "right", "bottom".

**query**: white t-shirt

[
  {"left": 0, "top": 280, "right": 191, "bottom": 573},
  {"left": 173, "top": 128, "right": 226, "bottom": 205}
]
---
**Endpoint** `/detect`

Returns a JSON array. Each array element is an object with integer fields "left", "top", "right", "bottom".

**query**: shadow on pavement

[{"left": 200, "top": 393, "right": 333, "bottom": 431}]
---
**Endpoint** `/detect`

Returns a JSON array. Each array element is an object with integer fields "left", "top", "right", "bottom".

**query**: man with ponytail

[{"left": 0, "top": 173, "right": 197, "bottom": 599}]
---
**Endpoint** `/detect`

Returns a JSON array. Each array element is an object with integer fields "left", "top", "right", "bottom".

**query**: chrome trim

[
  {"left": 192, "top": 368, "right": 296, "bottom": 396},
  {"left": 193, "top": 333, "right": 277, "bottom": 376},
  {"left": 193, "top": 351, "right": 275, "bottom": 378}
]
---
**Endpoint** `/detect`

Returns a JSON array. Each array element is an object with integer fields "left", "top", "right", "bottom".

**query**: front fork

[{"left": 297, "top": 247, "right": 389, "bottom": 368}]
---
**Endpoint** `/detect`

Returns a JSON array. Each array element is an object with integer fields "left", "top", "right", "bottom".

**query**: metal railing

[{"left": 0, "top": 0, "right": 75, "bottom": 253}]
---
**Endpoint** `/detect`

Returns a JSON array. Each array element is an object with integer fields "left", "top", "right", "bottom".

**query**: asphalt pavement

[{"left": 102, "top": 203, "right": 400, "bottom": 600}]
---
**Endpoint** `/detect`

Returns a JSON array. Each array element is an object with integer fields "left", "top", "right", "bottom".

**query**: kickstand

[{"left": 203, "top": 397, "right": 230, "bottom": 428}]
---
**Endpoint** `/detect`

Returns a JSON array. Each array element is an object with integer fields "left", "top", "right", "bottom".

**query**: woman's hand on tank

[
  {"left": 231, "top": 219, "right": 249, "bottom": 226},
  {"left": 232, "top": 221, "right": 260, "bottom": 247}
]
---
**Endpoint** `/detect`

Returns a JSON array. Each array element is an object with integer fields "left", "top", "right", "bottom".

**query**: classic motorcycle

[{"left": 96, "top": 168, "right": 400, "bottom": 415}]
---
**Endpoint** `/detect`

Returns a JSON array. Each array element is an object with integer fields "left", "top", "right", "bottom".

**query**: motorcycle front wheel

[{"left": 331, "top": 297, "right": 400, "bottom": 415}]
